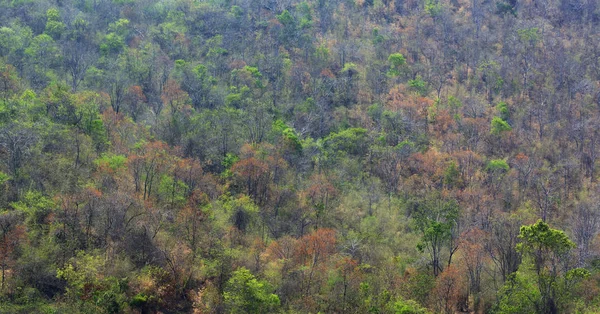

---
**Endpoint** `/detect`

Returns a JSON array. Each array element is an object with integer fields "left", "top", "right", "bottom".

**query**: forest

[{"left": 1, "top": 0, "right": 600, "bottom": 313}]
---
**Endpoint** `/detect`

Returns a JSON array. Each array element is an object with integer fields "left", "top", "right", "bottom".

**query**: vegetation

[{"left": 1, "top": 0, "right": 600, "bottom": 313}]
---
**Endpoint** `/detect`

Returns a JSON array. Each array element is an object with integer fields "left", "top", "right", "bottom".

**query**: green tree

[
  {"left": 491, "top": 116, "right": 512, "bottom": 135},
  {"left": 392, "top": 297, "right": 431, "bottom": 314},
  {"left": 44, "top": 8, "right": 65, "bottom": 40},
  {"left": 57, "top": 251, "right": 129, "bottom": 314},
  {"left": 412, "top": 198, "right": 460, "bottom": 276},
  {"left": 223, "top": 267, "right": 280, "bottom": 314},
  {"left": 387, "top": 53, "right": 407, "bottom": 77},
  {"left": 513, "top": 220, "right": 589, "bottom": 313}
]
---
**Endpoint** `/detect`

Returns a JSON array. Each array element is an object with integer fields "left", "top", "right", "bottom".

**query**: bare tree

[
  {"left": 0, "top": 123, "right": 38, "bottom": 180},
  {"left": 572, "top": 198, "right": 600, "bottom": 267}
]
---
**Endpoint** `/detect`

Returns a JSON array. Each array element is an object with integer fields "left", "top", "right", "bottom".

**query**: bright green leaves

[
  {"left": 108, "top": 18, "right": 130, "bottom": 35},
  {"left": 206, "top": 34, "right": 227, "bottom": 58},
  {"left": 94, "top": 153, "right": 127, "bottom": 172},
  {"left": 231, "top": 66, "right": 265, "bottom": 90},
  {"left": 387, "top": 53, "right": 406, "bottom": 77},
  {"left": 388, "top": 53, "right": 406, "bottom": 67},
  {"left": 100, "top": 33, "right": 125, "bottom": 56},
  {"left": 11, "top": 191, "right": 54, "bottom": 241},
  {"left": 221, "top": 153, "right": 240, "bottom": 178},
  {"left": 224, "top": 267, "right": 280, "bottom": 314},
  {"left": 276, "top": 9, "right": 294, "bottom": 26},
  {"left": 516, "top": 219, "right": 575, "bottom": 258},
  {"left": 497, "top": 101, "right": 510, "bottom": 121},
  {"left": 221, "top": 194, "right": 259, "bottom": 233},
  {"left": 24, "top": 34, "right": 60, "bottom": 72},
  {"left": 158, "top": 174, "right": 188, "bottom": 208},
  {"left": 273, "top": 119, "right": 302, "bottom": 152},
  {"left": 408, "top": 75, "right": 428, "bottom": 96},
  {"left": 490, "top": 116, "right": 512, "bottom": 135},
  {"left": 493, "top": 271, "right": 540, "bottom": 314},
  {"left": 494, "top": 220, "right": 590, "bottom": 314},
  {"left": 57, "top": 251, "right": 129, "bottom": 313},
  {"left": 393, "top": 297, "right": 431, "bottom": 314},
  {"left": 323, "top": 127, "right": 368, "bottom": 157},
  {"left": 0, "top": 171, "right": 10, "bottom": 186},
  {"left": 486, "top": 159, "right": 509, "bottom": 172},
  {"left": 424, "top": 0, "right": 442, "bottom": 17},
  {"left": 297, "top": 1, "right": 313, "bottom": 29},
  {"left": 342, "top": 62, "right": 359, "bottom": 76},
  {"left": 100, "top": 19, "right": 130, "bottom": 56},
  {"left": 44, "top": 8, "right": 65, "bottom": 40}
]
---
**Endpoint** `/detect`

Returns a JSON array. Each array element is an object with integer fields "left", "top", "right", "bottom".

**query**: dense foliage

[{"left": 1, "top": 0, "right": 600, "bottom": 313}]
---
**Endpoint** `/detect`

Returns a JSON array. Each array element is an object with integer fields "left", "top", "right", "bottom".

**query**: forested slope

[{"left": 1, "top": 0, "right": 600, "bottom": 312}]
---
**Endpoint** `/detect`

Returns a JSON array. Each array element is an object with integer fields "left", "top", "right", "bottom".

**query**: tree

[
  {"left": 571, "top": 197, "right": 600, "bottom": 267},
  {"left": 516, "top": 220, "right": 589, "bottom": 313},
  {"left": 412, "top": 197, "right": 460, "bottom": 277},
  {"left": 0, "top": 123, "right": 38, "bottom": 182},
  {"left": 488, "top": 214, "right": 522, "bottom": 282},
  {"left": 432, "top": 266, "right": 467, "bottom": 314},
  {"left": 44, "top": 8, "right": 65, "bottom": 40},
  {"left": 0, "top": 210, "right": 23, "bottom": 291},
  {"left": 295, "top": 228, "right": 337, "bottom": 296},
  {"left": 387, "top": 53, "right": 407, "bottom": 77},
  {"left": 223, "top": 267, "right": 280, "bottom": 314},
  {"left": 0, "top": 62, "right": 19, "bottom": 105}
]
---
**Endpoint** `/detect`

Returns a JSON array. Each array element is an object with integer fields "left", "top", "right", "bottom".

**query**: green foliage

[
  {"left": 24, "top": 34, "right": 59, "bottom": 62},
  {"left": 0, "top": 171, "right": 10, "bottom": 185},
  {"left": 323, "top": 127, "right": 368, "bottom": 156},
  {"left": 229, "top": 5, "right": 244, "bottom": 18},
  {"left": 486, "top": 159, "right": 509, "bottom": 172},
  {"left": 387, "top": 53, "right": 406, "bottom": 77},
  {"left": 443, "top": 161, "right": 460, "bottom": 188},
  {"left": 276, "top": 10, "right": 294, "bottom": 26},
  {"left": 424, "top": 0, "right": 442, "bottom": 17},
  {"left": 100, "top": 33, "right": 124, "bottom": 55},
  {"left": 393, "top": 297, "right": 430, "bottom": 314},
  {"left": 12, "top": 191, "right": 55, "bottom": 237},
  {"left": 2, "top": 0, "right": 600, "bottom": 312},
  {"left": 447, "top": 96, "right": 462, "bottom": 111},
  {"left": 57, "top": 251, "right": 129, "bottom": 313},
  {"left": 372, "top": 28, "right": 385, "bottom": 45},
  {"left": 243, "top": 66, "right": 262, "bottom": 79},
  {"left": 221, "top": 194, "right": 259, "bottom": 232},
  {"left": 517, "top": 27, "right": 539, "bottom": 44},
  {"left": 44, "top": 8, "right": 65, "bottom": 39},
  {"left": 273, "top": 119, "right": 302, "bottom": 151},
  {"left": 222, "top": 153, "right": 239, "bottom": 168},
  {"left": 412, "top": 197, "right": 459, "bottom": 276},
  {"left": 108, "top": 19, "right": 130, "bottom": 35},
  {"left": 88, "top": 119, "right": 109, "bottom": 151},
  {"left": 94, "top": 153, "right": 127, "bottom": 172},
  {"left": 516, "top": 219, "right": 575, "bottom": 258},
  {"left": 158, "top": 175, "right": 188, "bottom": 207},
  {"left": 497, "top": 101, "right": 510, "bottom": 121},
  {"left": 493, "top": 271, "right": 540, "bottom": 314},
  {"left": 490, "top": 116, "right": 512, "bottom": 135},
  {"left": 224, "top": 267, "right": 280, "bottom": 314},
  {"left": 514, "top": 220, "right": 588, "bottom": 313},
  {"left": 408, "top": 76, "right": 427, "bottom": 96},
  {"left": 342, "top": 62, "right": 359, "bottom": 76}
]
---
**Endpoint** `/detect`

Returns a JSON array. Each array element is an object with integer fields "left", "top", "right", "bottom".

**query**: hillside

[{"left": 1, "top": 0, "right": 600, "bottom": 313}]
